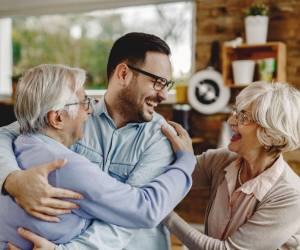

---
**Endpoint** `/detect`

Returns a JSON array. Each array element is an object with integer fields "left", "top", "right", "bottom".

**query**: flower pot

[
  {"left": 232, "top": 60, "right": 255, "bottom": 85},
  {"left": 245, "top": 15, "right": 269, "bottom": 44}
]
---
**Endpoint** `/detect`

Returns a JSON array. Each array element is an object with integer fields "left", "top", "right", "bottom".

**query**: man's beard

[{"left": 117, "top": 80, "right": 156, "bottom": 123}]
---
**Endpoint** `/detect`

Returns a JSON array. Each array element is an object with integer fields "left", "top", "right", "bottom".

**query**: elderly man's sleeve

[{"left": 0, "top": 122, "right": 20, "bottom": 191}]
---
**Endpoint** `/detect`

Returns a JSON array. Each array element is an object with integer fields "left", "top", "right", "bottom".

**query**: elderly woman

[
  {"left": 0, "top": 64, "right": 196, "bottom": 249},
  {"left": 163, "top": 82, "right": 300, "bottom": 250}
]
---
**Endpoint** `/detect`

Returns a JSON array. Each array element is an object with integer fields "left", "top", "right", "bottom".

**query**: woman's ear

[{"left": 47, "top": 110, "right": 65, "bottom": 129}]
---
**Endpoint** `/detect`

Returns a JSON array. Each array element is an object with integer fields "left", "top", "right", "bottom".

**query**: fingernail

[{"left": 17, "top": 227, "right": 24, "bottom": 233}]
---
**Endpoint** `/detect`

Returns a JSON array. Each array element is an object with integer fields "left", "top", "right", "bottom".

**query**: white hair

[
  {"left": 236, "top": 81, "right": 300, "bottom": 152},
  {"left": 15, "top": 64, "right": 86, "bottom": 134}
]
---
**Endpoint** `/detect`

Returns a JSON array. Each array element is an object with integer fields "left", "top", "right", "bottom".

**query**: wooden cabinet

[{"left": 222, "top": 42, "right": 286, "bottom": 87}]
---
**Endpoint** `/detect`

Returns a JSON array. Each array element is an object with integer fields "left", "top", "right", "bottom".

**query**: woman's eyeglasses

[{"left": 231, "top": 106, "right": 254, "bottom": 126}]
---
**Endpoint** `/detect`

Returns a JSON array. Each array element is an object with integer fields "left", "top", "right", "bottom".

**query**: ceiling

[{"left": 0, "top": 0, "right": 191, "bottom": 18}]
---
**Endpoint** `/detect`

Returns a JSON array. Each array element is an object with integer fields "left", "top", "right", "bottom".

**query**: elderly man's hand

[
  {"left": 161, "top": 121, "right": 194, "bottom": 154},
  {"left": 7, "top": 228, "right": 56, "bottom": 250},
  {"left": 4, "top": 159, "right": 83, "bottom": 222}
]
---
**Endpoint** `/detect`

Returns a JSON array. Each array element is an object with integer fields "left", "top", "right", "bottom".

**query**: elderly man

[
  {"left": 0, "top": 64, "right": 195, "bottom": 249},
  {"left": 0, "top": 33, "right": 187, "bottom": 249}
]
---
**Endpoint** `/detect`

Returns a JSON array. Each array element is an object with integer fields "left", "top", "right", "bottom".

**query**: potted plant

[{"left": 245, "top": 3, "right": 270, "bottom": 44}]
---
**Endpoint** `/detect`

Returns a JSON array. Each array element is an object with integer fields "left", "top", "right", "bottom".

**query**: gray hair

[
  {"left": 15, "top": 64, "right": 86, "bottom": 134},
  {"left": 236, "top": 81, "right": 300, "bottom": 152}
]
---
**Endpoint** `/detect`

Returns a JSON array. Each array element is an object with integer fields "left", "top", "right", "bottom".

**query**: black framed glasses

[
  {"left": 65, "top": 97, "right": 93, "bottom": 111},
  {"left": 231, "top": 106, "right": 254, "bottom": 126},
  {"left": 127, "top": 64, "right": 174, "bottom": 91}
]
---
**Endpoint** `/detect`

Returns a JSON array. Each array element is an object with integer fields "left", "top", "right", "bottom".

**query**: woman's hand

[
  {"left": 161, "top": 121, "right": 194, "bottom": 154},
  {"left": 7, "top": 228, "right": 56, "bottom": 250}
]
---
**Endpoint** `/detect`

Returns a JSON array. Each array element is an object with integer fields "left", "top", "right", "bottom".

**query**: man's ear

[
  {"left": 47, "top": 110, "right": 65, "bottom": 130},
  {"left": 114, "top": 63, "right": 132, "bottom": 87}
]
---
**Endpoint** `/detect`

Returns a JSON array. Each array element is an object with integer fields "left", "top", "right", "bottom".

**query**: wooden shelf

[{"left": 222, "top": 42, "right": 286, "bottom": 87}]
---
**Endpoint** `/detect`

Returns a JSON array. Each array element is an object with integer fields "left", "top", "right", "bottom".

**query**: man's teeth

[{"left": 146, "top": 100, "right": 157, "bottom": 107}]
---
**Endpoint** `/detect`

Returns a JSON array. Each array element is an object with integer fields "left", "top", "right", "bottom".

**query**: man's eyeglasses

[
  {"left": 231, "top": 106, "right": 254, "bottom": 126},
  {"left": 127, "top": 64, "right": 174, "bottom": 91},
  {"left": 65, "top": 97, "right": 93, "bottom": 111}
]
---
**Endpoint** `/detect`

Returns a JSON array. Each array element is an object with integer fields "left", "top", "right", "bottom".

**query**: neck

[
  {"left": 240, "top": 149, "right": 280, "bottom": 182},
  {"left": 104, "top": 91, "right": 130, "bottom": 128},
  {"left": 42, "top": 128, "right": 73, "bottom": 147}
]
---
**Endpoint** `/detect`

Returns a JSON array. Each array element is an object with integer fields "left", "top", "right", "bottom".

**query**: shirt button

[{"left": 124, "top": 172, "right": 128, "bottom": 176}]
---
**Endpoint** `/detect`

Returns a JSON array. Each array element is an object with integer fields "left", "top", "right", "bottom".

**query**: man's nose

[
  {"left": 227, "top": 114, "right": 237, "bottom": 125},
  {"left": 157, "top": 87, "right": 168, "bottom": 101}
]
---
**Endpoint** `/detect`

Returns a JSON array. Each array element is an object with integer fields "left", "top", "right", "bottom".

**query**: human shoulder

[
  {"left": 260, "top": 162, "right": 300, "bottom": 211},
  {"left": 14, "top": 134, "right": 88, "bottom": 168},
  {"left": 197, "top": 147, "right": 237, "bottom": 167}
]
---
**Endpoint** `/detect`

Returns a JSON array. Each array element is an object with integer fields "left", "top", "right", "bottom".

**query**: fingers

[
  {"left": 17, "top": 228, "right": 43, "bottom": 245},
  {"left": 43, "top": 159, "right": 68, "bottom": 173},
  {"left": 42, "top": 197, "right": 80, "bottom": 210},
  {"left": 7, "top": 242, "right": 20, "bottom": 250},
  {"left": 34, "top": 206, "right": 71, "bottom": 216},
  {"left": 161, "top": 124, "right": 177, "bottom": 140},
  {"left": 29, "top": 210, "right": 60, "bottom": 223},
  {"left": 49, "top": 186, "right": 83, "bottom": 199},
  {"left": 167, "top": 121, "right": 189, "bottom": 137}
]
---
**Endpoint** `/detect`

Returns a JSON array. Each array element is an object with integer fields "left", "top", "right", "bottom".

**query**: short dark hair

[{"left": 106, "top": 32, "right": 171, "bottom": 80}]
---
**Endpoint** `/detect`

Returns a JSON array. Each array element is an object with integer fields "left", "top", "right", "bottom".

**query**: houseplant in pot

[{"left": 245, "top": 3, "right": 269, "bottom": 44}]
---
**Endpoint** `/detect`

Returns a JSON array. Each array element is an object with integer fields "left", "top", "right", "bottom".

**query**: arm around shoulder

[{"left": 0, "top": 122, "right": 20, "bottom": 191}]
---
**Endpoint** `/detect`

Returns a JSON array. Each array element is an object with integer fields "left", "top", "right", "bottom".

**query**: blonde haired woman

[{"left": 163, "top": 82, "right": 300, "bottom": 250}]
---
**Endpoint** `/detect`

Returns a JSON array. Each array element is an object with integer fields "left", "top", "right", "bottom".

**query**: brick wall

[{"left": 195, "top": 0, "right": 300, "bottom": 87}]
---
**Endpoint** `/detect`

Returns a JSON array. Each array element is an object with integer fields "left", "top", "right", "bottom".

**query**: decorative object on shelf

[
  {"left": 188, "top": 41, "right": 230, "bottom": 114},
  {"left": 245, "top": 3, "right": 270, "bottom": 44},
  {"left": 257, "top": 58, "right": 276, "bottom": 81},
  {"left": 222, "top": 42, "right": 286, "bottom": 87},
  {"left": 232, "top": 60, "right": 255, "bottom": 85},
  {"left": 224, "top": 37, "right": 243, "bottom": 48},
  {"left": 175, "top": 83, "right": 188, "bottom": 104}
]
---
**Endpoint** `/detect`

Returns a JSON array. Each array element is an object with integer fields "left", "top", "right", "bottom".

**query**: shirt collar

[{"left": 225, "top": 155, "right": 285, "bottom": 201}]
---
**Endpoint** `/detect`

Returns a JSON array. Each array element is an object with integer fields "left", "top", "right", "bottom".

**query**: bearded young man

[{"left": 0, "top": 33, "right": 182, "bottom": 250}]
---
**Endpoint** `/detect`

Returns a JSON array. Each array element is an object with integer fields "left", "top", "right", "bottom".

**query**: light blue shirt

[
  {"left": 0, "top": 132, "right": 195, "bottom": 250},
  {"left": 57, "top": 98, "right": 176, "bottom": 250}
]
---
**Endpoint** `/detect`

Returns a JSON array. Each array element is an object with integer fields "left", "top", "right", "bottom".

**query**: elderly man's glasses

[
  {"left": 127, "top": 64, "right": 174, "bottom": 91},
  {"left": 231, "top": 106, "right": 254, "bottom": 126},
  {"left": 65, "top": 97, "right": 93, "bottom": 111}
]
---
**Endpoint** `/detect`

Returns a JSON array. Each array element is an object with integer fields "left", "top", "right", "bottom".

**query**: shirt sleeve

[
  {"left": 56, "top": 151, "right": 195, "bottom": 228},
  {"left": 0, "top": 122, "right": 20, "bottom": 191},
  {"left": 164, "top": 190, "right": 300, "bottom": 250},
  {"left": 55, "top": 151, "right": 195, "bottom": 250}
]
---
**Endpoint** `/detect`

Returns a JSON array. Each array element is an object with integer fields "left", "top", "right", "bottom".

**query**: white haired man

[{"left": 0, "top": 64, "right": 195, "bottom": 249}]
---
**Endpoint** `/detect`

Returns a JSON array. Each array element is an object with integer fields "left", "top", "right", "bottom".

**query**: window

[{"left": 11, "top": 1, "right": 193, "bottom": 91}]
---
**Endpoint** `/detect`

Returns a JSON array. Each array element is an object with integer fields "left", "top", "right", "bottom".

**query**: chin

[{"left": 227, "top": 143, "right": 238, "bottom": 153}]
